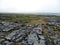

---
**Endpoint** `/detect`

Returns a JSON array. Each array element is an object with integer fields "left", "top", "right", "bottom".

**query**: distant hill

[{"left": 0, "top": 13, "right": 60, "bottom": 16}]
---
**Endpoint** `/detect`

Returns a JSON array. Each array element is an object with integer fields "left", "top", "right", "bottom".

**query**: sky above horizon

[{"left": 0, "top": 0, "right": 60, "bottom": 13}]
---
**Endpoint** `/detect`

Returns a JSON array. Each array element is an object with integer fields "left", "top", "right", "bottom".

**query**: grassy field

[{"left": 0, "top": 14, "right": 60, "bottom": 24}]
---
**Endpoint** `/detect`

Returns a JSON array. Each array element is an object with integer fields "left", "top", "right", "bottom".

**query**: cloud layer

[{"left": 0, "top": 0, "right": 60, "bottom": 13}]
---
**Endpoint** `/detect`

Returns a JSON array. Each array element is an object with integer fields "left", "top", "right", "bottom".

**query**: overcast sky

[{"left": 0, "top": 0, "right": 60, "bottom": 13}]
